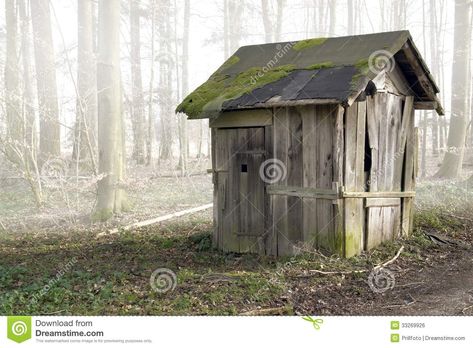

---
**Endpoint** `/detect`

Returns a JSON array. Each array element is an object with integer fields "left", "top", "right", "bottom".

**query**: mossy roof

[{"left": 177, "top": 30, "right": 442, "bottom": 119}]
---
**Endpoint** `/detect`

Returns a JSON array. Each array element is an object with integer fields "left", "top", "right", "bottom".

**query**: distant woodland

[{"left": 0, "top": 0, "right": 472, "bottom": 221}]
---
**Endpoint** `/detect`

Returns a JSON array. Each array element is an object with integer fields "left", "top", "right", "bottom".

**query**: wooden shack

[{"left": 176, "top": 31, "right": 443, "bottom": 257}]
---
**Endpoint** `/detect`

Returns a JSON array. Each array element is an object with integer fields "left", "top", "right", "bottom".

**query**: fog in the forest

[{"left": 0, "top": 0, "right": 471, "bottom": 228}]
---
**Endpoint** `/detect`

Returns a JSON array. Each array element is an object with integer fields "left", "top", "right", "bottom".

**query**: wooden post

[
  {"left": 401, "top": 107, "right": 416, "bottom": 236},
  {"left": 333, "top": 106, "right": 345, "bottom": 256}
]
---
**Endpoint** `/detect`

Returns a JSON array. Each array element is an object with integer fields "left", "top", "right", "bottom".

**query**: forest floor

[{"left": 1, "top": 176, "right": 473, "bottom": 315}]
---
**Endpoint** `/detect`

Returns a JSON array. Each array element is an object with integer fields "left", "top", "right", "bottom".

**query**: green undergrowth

[{"left": 2, "top": 199, "right": 468, "bottom": 315}]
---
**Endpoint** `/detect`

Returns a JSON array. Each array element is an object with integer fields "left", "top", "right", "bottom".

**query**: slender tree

[
  {"left": 158, "top": 0, "right": 173, "bottom": 160},
  {"left": 94, "top": 0, "right": 128, "bottom": 220},
  {"left": 73, "top": 0, "right": 97, "bottom": 169},
  {"left": 30, "top": 0, "right": 60, "bottom": 161},
  {"left": 429, "top": 0, "right": 439, "bottom": 156},
  {"left": 436, "top": 0, "right": 472, "bottom": 178},
  {"left": 4, "top": 0, "right": 21, "bottom": 163},
  {"left": 347, "top": 0, "right": 354, "bottom": 34},
  {"left": 261, "top": 0, "right": 285, "bottom": 42},
  {"left": 130, "top": 0, "right": 146, "bottom": 165},
  {"left": 146, "top": 0, "right": 156, "bottom": 165},
  {"left": 19, "top": 0, "right": 36, "bottom": 151},
  {"left": 177, "top": 0, "right": 190, "bottom": 173}
]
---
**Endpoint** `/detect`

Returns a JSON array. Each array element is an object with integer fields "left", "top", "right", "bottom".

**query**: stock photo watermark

[
  {"left": 150, "top": 268, "right": 177, "bottom": 294},
  {"left": 30, "top": 257, "right": 79, "bottom": 305},
  {"left": 368, "top": 267, "right": 396, "bottom": 293}
]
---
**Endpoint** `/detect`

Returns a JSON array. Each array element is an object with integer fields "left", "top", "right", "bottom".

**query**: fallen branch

[
  {"left": 97, "top": 203, "right": 213, "bottom": 237},
  {"left": 295, "top": 245, "right": 405, "bottom": 278},
  {"left": 462, "top": 305, "right": 473, "bottom": 314},
  {"left": 302, "top": 269, "right": 367, "bottom": 277},
  {"left": 374, "top": 246, "right": 405, "bottom": 270}
]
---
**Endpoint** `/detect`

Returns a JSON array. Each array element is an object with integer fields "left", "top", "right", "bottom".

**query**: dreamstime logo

[
  {"left": 150, "top": 268, "right": 177, "bottom": 293},
  {"left": 368, "top": 267, "right": 395, "bottom": 293},
  {"left": 7, "top": 316, "right": 32, "bottom": 343},
  {"left": 259, "top": 158, "right": 287, "bottom": 184},
  {"left": 12, "top": 321, "right": 28, "bottom": 336},
  {"left": 368, "top": 49, "right": 395, "bottom": 75}
]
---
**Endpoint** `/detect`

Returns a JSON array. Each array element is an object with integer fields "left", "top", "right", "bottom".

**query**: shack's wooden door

[{"left": 214, "top": 127, "right": 266, "bottom": 253}]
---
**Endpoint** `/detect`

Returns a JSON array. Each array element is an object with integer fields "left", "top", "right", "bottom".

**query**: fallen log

[{"left": 96, "top": 203, "right": 213, "bottom": 237}]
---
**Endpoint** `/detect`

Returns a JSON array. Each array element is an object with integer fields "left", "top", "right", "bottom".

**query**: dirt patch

[{"left": 290, "top": 243, "right": 473, "bottom": 315}]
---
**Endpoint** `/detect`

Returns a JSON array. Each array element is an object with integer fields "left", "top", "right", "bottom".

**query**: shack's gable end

[{"left": 177, "top": 30, "right": 443, "bottom": 119}]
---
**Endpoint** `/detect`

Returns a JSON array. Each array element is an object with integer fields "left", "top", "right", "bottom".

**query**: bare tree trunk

[
  {"left": 421, "top": 112, "right": 428, "bottom": 177},
  {"left": 130, "top": 0, "right": 146, "bottom": 165},
  {"left": 436, "top": 0, "right": 472, "bottom": 178},
  {"left": 30, "top": 0, "right": 60, "bottom": 161},
  {"left": 261, "top": 0, "right": 272, "bottom": 42},
  {"left": 177, "top": 0, "right": 190, "bottom": 174},
  {"left": 94, "top": 0, "right": 128, "bottom": 220},
  {"left": 261, "top": 0, "right": 285, "bottom": 42},
  {"left": 223, "top": 0, "right": 229, "bottom": 58},
  {"left": 226, "top": 0, "right": 243, "bottom": 55},
  {"left": 146, "top": 0, "right": 156, "bottom": 165},
  {"left": 19, "top": 0, "right": 36, "bottom": 153},
  {"left": 73, "top": 0, "right": 97, "bottom": 169},
  {"left": 275, "top": 0, "right": 284, "bottom": 40},
  {"left": 429, "top": 0, "right": 439, "bottom": 156},
  {"left": 347, "top": 0, "right": 354, "bottom": 34},
  {"left": 4, "top": 0, "right": 22, "bottom": 163},
  {"left": 158, "top": 0, "right": 173, "bottom": 161},
  {"left": 329, "top": 0, "right": 336, "bottom": 36}
]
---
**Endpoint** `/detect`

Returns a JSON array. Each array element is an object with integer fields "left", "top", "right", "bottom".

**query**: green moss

[
  {"left": 176, "top": 64, "right": 296, "bottom": 118},
  {"left": 217, "top": 55, "right": 240, "bottom": 72},
  {"left": 176, "top": 74, "right": 228, "bottom": 118},
  {"left": 354, "top": 58, "right": 369, "bottom": 73},
  {"left": 292, "top": 37, "right": 327, "bottom": 51},
  {"left": 306, "top": 61, "right": 335, "bottom": 70}
]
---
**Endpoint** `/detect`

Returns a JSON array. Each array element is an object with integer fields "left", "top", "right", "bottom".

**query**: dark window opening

[
  {"left": 241, "top": 164, "right": 248, "bottom": 173},
  {"left": 364, "top": 120, "right": 372, "bottom": 191}
]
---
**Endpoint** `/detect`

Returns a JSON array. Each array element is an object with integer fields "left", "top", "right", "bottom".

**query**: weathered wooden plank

[
  {"left": 401, "top": 42, "right": 438, "bottom": 99},
  {"left": 365, "top": 197, "right": 401, "bottom": 207},
  {"left": 272, "top": 107, "right": 290, "bottom": 256},
  {"left": 386, "top": 64, "right": 411, "bottom": 96},
  {"left": 345, "top": 103, "right": 358, "bottom": 187},
  {"left": 286, "top": 107, "right": 303, "bottom": 253},
  {"left": 343, "top": 190, "right": 416, "bottom": 198},
  {"left": 221, "top": 129, "right": 241, "bottom": 252},
  {"left": 215, "top": 128, "right": 229, "bottom": 172},
  {"left": 316, "top": 104, "right": 335, "bottom": 252},
  {"left": 264, "top": 124, "right": 276, "bottom": 255},
  {"left": 401, "top": 107, "right": 416, "bottom": 236},
  {"left": 211, "top": 128, "right": 218, "bottom": 247},
  {"left": 332, "top": 106, "right": 345, "bottom": 256},
  {"left": 209, "top": 109, "right": 272, "bottom": 128},
  {"left": 343, "top": 101, "right": 365, "bottom": 257},
  {"left": 238, "top": 128, "right": 265, "bottom": 253},
  {"left": 413, "top": 101, "right": 440, "bottom": 110},
  {"left": 267, "top": 185, "right": 338, "bottom": 199},
  {"left": 384, "top": 94, "right": 402, "bottom": 240},
  {"left": 366, "top": 93, "right": 384, "bottom": 250},
  {"left": 301, "top": 106, "right": 318, "bottom": 248}
]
